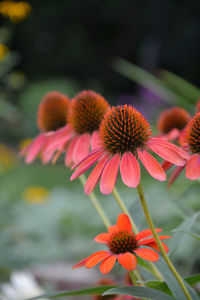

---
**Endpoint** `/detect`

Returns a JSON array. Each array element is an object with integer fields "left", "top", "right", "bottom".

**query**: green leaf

[
  {"left": 103, "top": 286, "right": 176, "bottom": 300},
  {"left": 169, "top": 212, "right": 200, "bottom": 257},
  {"left": 27, "top": 286, "right": 116, "bottom": 300},
  {"left": 160, "top": 69, "right": 200, "bottom": 104},
  {"left": 173, "top": 230, "right": 200, "bottom": 241},
  {"left": 112, "top": 57, "right": 178, "bottom": 104},
  {"left": 145, "top": 280, "right": 172, "bottom": 295},
  {"left": 185, "top": 273, "right": 200, "bottom": 286}
]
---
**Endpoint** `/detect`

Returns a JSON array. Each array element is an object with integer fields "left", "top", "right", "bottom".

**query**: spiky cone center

[
  {"left": 99, "top": 105, "right": 152, "bottom": 155},
  {"left": 157, "top": 107, "right": 191, "bottom": 134},
  {"left": 37, "top": 91, "right": 70, "bottom": 132},
  {"left": 184, "top": 113, "right": 200, "bottom": 154},
  {"left": 67, "top": 90, "right": 110, "bottom": 134},
  {"left": 107, "top": 231, "right": 137, "bottom": 255}
]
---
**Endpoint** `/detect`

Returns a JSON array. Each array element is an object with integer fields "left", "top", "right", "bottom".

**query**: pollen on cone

[
  {"left": 157, "top": 107, "right": 191, "bottom": 134},
  {"left": 37, "top": 91, "right": 70, "bottom": 132},
  {"left": 67, "top": 90, "right": 110, "bottom": 134}
]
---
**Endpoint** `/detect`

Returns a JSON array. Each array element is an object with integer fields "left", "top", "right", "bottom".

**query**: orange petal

[
  {"left": 138, "top": 236, "right": 171, "bottom": 246},
  {"left": 85, "top": 251, "right": 110, "bottom": 268},
  {"left": 116, "top": 214, "right": 132, "bottom": 234},
  {"left": 72, "top": 258, "right": 88, "bottom": 269},
  {"left": 146, "top": 241, "right": 169, "bottom": 253},
  {"left": 108, "top": 225, "right": 119, "bottom": 233},
  {"left": 134, "top": 248, "right": 159, "bottom": 262},
  {"left": 99, "top": 255, "right": 117, "bottom": 274},
  {"left": 118, "top": 252, "right": 137, "bottom": 271},
  {"left": 94, "top": 233, "right": 110, "bottom": 244},
  {"left": 135, "top": 229, "right": 162, "bottom": 241}
]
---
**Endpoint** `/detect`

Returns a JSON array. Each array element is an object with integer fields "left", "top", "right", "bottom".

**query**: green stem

[
  {"left": 79, "top": 175, "right": 111, "bottom": 229},
  {"left": 129, "top": 270, "right": 137, "bottom": 286},
  {"left": 136, "top": 182, "right": 192, "bottom": 300},
  {"left": 112, "top": 187, "right": 162, "bottom": 281}
]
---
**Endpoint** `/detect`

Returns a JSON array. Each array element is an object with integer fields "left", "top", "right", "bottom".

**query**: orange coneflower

[
  {"left": 73, "top": 214, "right": 171, "bottom": 274},
  {"left": 46, "top": 90, "right": 110, "bottom": 167},
  {"left": 157, "top": 107, "right": 191, "bottom": 141},
  {"left": 19, "top": 91, "right": 71, "bottom": 164},
  {"left": 71, "top": 105, "right": 189, "bottom": 195}
]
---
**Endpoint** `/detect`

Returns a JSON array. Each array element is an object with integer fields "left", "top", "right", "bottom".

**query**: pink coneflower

[
  {"left": 71, "top": 105, "right": 189, "bottom": 195},
  {"left": 19, "top": 91, "right": 71, "bottom": 164},
  {"left": 164, "top": 112, "right": 200, "bottom": 187},
  {"left": 157, "top": 107, "right": 191, "bottom": 141},
  {"left": 73, "top": 214, "right": 171, "bottom": 275},
  {"left": 46, "top": 90, "right": 110, "bottom": 167}
]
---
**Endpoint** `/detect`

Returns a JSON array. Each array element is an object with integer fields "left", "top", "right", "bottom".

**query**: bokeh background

[{"left": 0, "top": 0, "right": 200, "bottom": 298}]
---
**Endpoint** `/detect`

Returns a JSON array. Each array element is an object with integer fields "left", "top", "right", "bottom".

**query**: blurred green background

[{"left": 0, "top": 0, "right": 200, "bottom": 297}]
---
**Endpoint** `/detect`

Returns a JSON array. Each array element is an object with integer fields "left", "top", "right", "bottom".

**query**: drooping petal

[
  {"left": 25, "top": 134, "right": 46, "bottom": 164},
  {"left": 118, "top": 252, "right": 137, "bottom": 271},
  {"left": 135, "top": 229, "right": 162, "bottom": 241},
  {"left": 84, "top": 154, "right": 111, "bottom": 195},
  {"left": 72, "top": 148, "right": 103, "bottom": 170},
  {"left": 100, "top": 154, "right": 121, "bottom": 194},
  {"left": 65, "top": 136, "right": 79, "bottom": 167},
  {"left": 91, "top": 130, "right": 100, "bottom": 149},
  {"left": 99, "top": 255, "right": 117, "bottom": 274},
  {"left": 168, "top": 165, "right": 185, "bottom": 188},
  {"left": 70, "top": 149, "right": 103, "bottom": 181},
  {"left": 161, "top": 160, "right": 173, "bottom": 171},
  {"left": 116, "top": 214, "right": 132, "bottom": 234},
  {"left": 120, "top": 152, "right": 140, "bottom": 188},
  {"left": 185, "top": 154, "right": 200, "bottom": 180},
  {"left": 147, "top": 138, "right": 189, "bottom": 165},
  {"left": 94, "top": 233, "right": 110, "bottom": 244},
  {"left": 46, "top": 126, "right": 74, "bottom": 153},
  {"left": 72, "top": 133, "right": 91, "bottom": 163},
  {"left": 72, "top": 258, "right": 88, "bottom": 269},
  {"left": 147, "top": 241, "right": 169, "bottom": 253},
  {"left": 138, "top": 151, "right": 166, "bottom": 181},
  {"left": 52, "top": 145, "right": 65, "bottom": 165},
  {"left": 134, "top": 248, "right": 159, "bottom": 262},
  {"left": 138, "top": 235, "right": 171, "bottom": 246},
  {"left": 85, "top": 251, "right": 110, "bottom": 268}
]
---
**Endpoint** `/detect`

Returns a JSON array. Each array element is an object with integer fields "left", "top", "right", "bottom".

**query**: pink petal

[
  {"left": 161, "top": 160, "right": 173, "bottom": 171},
  {"left": 91, "top": 130, "right": 100, "bottom": 149},
  {"left": 25, "top": 134, "right": 46, "bottom": 164},
  {"left": 99, "top": 255, "right": 117, "bottom": 274},
  {"left": 120, "top": 152, "right": 140, "bottom": 188},
  {"left": 118, "top": 252, "right": 137, "bottom": 271},
  {"left": 185, "top": 154, "right": 200, "bottom": 180},
  {"left": 147, "top": 138, "right": 189, "bottom": 165},
  {"left": 166, "top": 128, "right": 180, "bottom": 141},
  {"left": 70, "top": 149, "right": 104, "bottom": 181},
  {"left": 135, "top": 229, "right": 162, "bottom": 241},
  {"left": 72, "top": 133, "right": 91, "bottom": 163},
  {"left": 94, "top": 233, "right": 110, "bottom": 243},
  {"left": 52, "top": 145, "right": 65, "bottom": 165},
  {"left": 100, "top": 154, "right": 121, "bottom": 194},
  {"left": 46, "top": 126, "right": 74, "bottom": 153},
  {"left": 168, "top": 165, "right": 185, "bottom": 188},
  {"left": 84, "top": 154, "right": 111, "bottom": 195},
  {"left": 65, "top": 136, "right": 79, "bottom": 167},
  {"left": 116, "top": 214, "right": 132, "bottom": 234},
  {"left": 134, "top": 248, "right": 159, "bottom": 262},
  {"left": 138, "top": 150, "right": 166, "bottom": 181}
]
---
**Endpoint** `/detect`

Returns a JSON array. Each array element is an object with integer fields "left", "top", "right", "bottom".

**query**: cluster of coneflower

[{"left": 20, "top": 90, "right": 200, "bottom": 300}]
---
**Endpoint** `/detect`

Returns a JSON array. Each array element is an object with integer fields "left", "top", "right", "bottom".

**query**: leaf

[
  {"left": 146, "top": 280, "right": 172, "bottom": 295},
  {"left": 103, "top": 286, "right": 176, "bottom": 300},
  {"left": 185, "top": 273, "right": 200, "bottom": 286},
  {"left": 169, "top": 212, "right": 200, "bottom": 257},
  {"left": 160, "top": 69, "right": 200, "bottom": 104},
  {"left": 27, "top": 285, "right": 116, "bottom": 299},
  {"left": 173, "top": 230, "right": 200, "bottom": 241},
  {"left": 112, "top": 57, "right": 178, "bottom": 104}
]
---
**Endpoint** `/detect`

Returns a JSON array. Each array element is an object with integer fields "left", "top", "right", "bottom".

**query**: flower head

[
  {"left": 157, "top": 107, "right": 191, "bottom": 141},
  {"left": 71, "top": 105, "right": 189, "bottom": 194},
  {"left": 19, "top": 91, "right": 71, "bottom": 164},
  {"left": 73, "top": 214, "right": 171, "bottom": 274},
  {"left": 0, "top": 0, "right": 32, "bottom": 22}
]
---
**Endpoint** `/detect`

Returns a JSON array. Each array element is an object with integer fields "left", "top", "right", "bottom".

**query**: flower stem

[
  {"left": 129, "top": 270, "right": 137, "bottom": 286},
  {"left": 136, "top": 182, "right": 192, "bottom": 300},
  {"left": 112, "top": 187, "right": 138, "bottom": 234},
  {"left": 79, "top": 175, "right": 111, "bottom": 229},
  {"left": 112, "top": 187, "right": 162, "bottom": 281}
]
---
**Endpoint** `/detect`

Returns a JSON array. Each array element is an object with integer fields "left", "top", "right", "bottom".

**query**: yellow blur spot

[
  {"left": 19, "top": 138, "right": 32, "bottom": 152},
  {"left": 0, "top": 43, "right": 9, "bottom": 60},
  {"left": 23, "top": 186, "right": 49, "bottom": 204},
  {"left": 0, "top": 143, "right": 17, "bottom": 174},
  {"left": 0, "top": 1, "right": 32, "bottom": 22}
]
